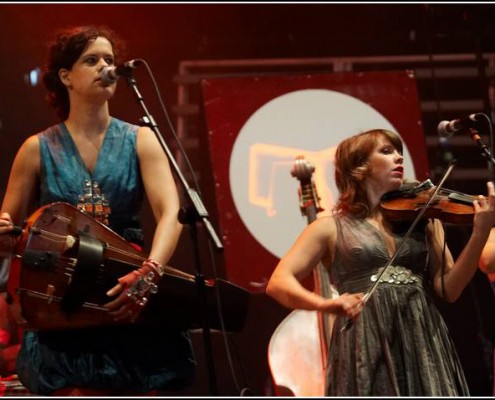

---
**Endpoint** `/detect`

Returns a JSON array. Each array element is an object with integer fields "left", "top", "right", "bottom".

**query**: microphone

[
  {"left": 437, "top": 113, "right": 484, "bottom": 138},
  {"left": 100, "top": 59, "right": 143, "bottom": 85}
]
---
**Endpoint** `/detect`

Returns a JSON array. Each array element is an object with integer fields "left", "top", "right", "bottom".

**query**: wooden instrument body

[
  {"left": 380, "top": 180, "right": 476, "bottom": 225},
  {"left": 267, "top": 157, "right": 336, "bottom": 396},
  {"left": 9, "top": 202, "right": 249, "bottom": 332},
  {"left": 268, "top": 309, "right": 325, "bottom": 396}
]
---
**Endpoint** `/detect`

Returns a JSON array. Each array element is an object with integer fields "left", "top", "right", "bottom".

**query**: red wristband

[{"left": 143, "top": 258, "right": 165, "bottom": 277}]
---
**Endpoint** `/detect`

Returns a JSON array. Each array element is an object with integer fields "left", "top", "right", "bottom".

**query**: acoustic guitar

[{"left": 8, "top": 202, "right": 249, "bottom": 332}]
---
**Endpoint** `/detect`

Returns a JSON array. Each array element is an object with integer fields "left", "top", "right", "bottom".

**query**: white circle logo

[{"left": 229, "top": 89, "right": 416, "bottom": 258}]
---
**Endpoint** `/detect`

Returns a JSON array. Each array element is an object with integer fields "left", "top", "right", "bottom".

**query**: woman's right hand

[
  {"left": 0, "top": 212, "right": 16, "bottom": 257},
  {"left": 320, "top": 292, "right": 364, "bottom": 318}
]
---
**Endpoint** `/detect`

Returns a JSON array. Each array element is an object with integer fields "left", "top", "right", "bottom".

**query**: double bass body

[
  {"left": 267, "top": 156, "right": 336, "bottom": 396},
  {"left": 268, "top": 309, "right": 326, "bottom": 396}
]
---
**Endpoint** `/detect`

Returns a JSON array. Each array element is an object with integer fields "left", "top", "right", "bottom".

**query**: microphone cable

[{"left": 132, "top": 59, "right": 253, "bottom": 395}]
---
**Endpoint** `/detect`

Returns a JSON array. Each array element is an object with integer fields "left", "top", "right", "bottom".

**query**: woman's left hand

[
  {"left": 0, "top": 213, "right": 17, "bottom": 257},
  {"left": 104, "top": 270, "right": 147, "bottom": 323}
]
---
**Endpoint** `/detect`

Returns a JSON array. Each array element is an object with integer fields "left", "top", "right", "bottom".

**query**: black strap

[{"left": 60, "top": 234, "right": 103, "bottom": 314}]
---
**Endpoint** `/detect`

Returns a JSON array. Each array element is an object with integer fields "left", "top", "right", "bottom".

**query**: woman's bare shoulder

[
  {"left": 15, "top": 134, "right": 40, "bottom": 162},
  {"left": 309, "top": 215, "right": 337, "bottom": 236}
]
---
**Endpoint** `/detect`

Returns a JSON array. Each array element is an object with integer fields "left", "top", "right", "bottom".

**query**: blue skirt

[{"left": 15, "top": 324, "right": 196, "bottom": 395}]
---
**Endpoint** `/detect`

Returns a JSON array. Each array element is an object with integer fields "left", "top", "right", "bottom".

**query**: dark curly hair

[
  {"left": 42, "top": 25, "right": 125, "bottom": 121},
  {"left": 333, "top": 129, "right": 403, "bottom": 218}
]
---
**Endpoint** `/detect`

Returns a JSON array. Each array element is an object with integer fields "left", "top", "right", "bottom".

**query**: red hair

[{"left": 333, "top": 129, "right": 403, "bottom": 218}]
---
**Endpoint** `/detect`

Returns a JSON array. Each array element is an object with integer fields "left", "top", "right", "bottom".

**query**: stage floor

[{"left": 0, "top": 375, "right": 31, "bottom": 396}]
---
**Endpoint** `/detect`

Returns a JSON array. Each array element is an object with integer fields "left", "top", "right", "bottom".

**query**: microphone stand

[
  {"left": 124, "top": 74, "right": 223, "bottom": 395},
  {"left": 468, "top": 127, "right": 495, "bottom": 170}
]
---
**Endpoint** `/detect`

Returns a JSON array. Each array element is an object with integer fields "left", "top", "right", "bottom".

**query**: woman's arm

[
  {"left": 266, "top": 217, "right": 363, "bottom": 317},
  {"left": 429, "top": 181, "right": 495, "bottom": 302},
  {"left": 0, "top": 135, "right": 40, "bottom": 256},
  {"left": 480, "top": 228, "right": 495, "bottom": 278},
  {"left": 135, "top": 126, "right": 183, "bottom": 266},
  {"left": 105, "top": 126, "right": 183, "bottom": 320}
]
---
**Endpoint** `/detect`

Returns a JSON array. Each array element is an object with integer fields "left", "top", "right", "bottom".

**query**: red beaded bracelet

[{"left": 142, "top": 258, "right": 165, "bottom": 277}]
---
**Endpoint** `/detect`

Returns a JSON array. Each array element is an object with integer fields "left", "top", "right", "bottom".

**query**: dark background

[{"left": 2, "top": 2, "right": 495, "bottom": 396}]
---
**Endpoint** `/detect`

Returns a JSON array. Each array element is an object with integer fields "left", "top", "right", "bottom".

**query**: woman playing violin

[{"left": 266, "top": 128, "right": 495, "bottom": 396}]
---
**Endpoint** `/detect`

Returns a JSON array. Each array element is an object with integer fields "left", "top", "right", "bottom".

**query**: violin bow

[{"left": 341, "top": 159, "right": 457, "bottom": 332}]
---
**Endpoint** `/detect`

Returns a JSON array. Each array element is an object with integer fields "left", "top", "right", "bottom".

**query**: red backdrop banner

[{"left": 202, "top": 70, "right": 428, "bottom": 292}]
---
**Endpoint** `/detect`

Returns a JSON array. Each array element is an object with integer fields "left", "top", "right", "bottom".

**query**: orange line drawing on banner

[{"left": 248, "top": 143, "right": 337, "bottom": 217}]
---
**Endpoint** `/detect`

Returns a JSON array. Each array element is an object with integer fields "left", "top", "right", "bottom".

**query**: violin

[{"left": 380, "top": 179, "right": 477, "bottom": 225}]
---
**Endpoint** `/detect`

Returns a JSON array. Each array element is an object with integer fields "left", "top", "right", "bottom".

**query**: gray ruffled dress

[{"left": 326, "top": 214, "right": 469, "bottom": 396}]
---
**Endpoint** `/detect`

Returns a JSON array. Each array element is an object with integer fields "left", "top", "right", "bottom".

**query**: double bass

[{"left": 267, "top": 156, "right": 337, "bottom": 396}]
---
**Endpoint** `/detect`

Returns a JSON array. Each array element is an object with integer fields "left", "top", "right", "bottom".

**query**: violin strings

[
  {"left": 28, "top": 227, "right": 187, "bottom": 279},
  {"left": 437, "top": 188, "right": 476, "bottom": 200},
  {"left": 33, "top": 229, "right": 146, "bottom": 263},
  {"left": 106, "top": 247, "right": 145, "bottom": 263},
  {"left": 32, "top": 230, "right": 68, "bottom": 244}
]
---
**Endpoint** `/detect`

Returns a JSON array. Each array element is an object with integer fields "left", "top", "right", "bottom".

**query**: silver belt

[{"left": 370, "top": 265, "right": 420, "bottom": 285}]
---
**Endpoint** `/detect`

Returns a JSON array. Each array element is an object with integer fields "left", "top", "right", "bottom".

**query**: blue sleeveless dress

[
  {"left": 15, "top": 118, "right": 196, "bottom": 395},
  {"left": 326, "top": 214, "right": 469, "bottom": 396}
]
